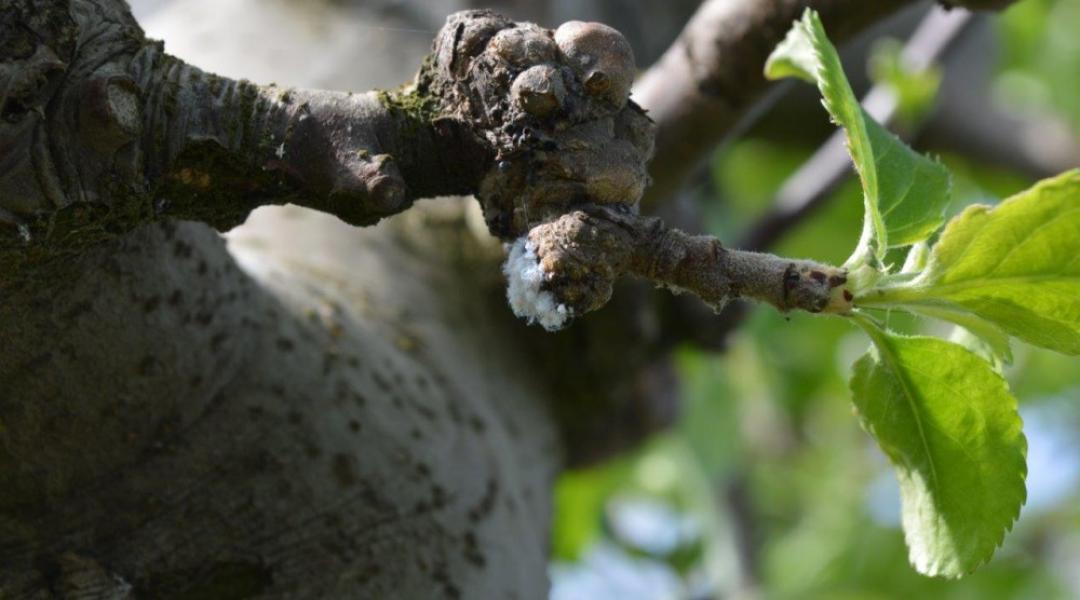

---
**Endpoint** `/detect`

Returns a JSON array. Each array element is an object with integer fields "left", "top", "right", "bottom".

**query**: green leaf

[
  {"left": 850, "top": 316, "right": 1027, "bottom": 578},
  {"left": 861, "top": 170, "right": 1080, "bottom": 355},
  {"left": 919, "top": 304, "right": 1013, "bottom": 365},
  {"left": 949, "top": 325, "right": 1008, "bottom": 373},
  {"left": 865, "top": 119, "right": 951, "bottom": 247},
  {"left": 766, "top": 10, "right": 884, "bottom": 264},
  {"left": 765, "top": 10, "right": 951, "bottom": 265}
]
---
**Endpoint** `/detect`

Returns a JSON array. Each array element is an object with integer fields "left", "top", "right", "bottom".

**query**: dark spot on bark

[
  {"left": 322, "top": 352, "right": 338, "bottom": 375},
  {"left": 141, "top": 560, "right": 272, "bottom": 600},
  {"left": 416, "top": 404, "right": 437, "bottom": 422},
  {"left": 335, "top": 379, "right": 350, "bottom": 400},
  {"left": 321, "top": 539, "right": 346, "bottom": 559},
  {"left": 32, "top": 554, "right": 62, "bottom": 593},
  {"left": 783, "top": 265, "right": 799, "bottom": 290},
  {"left": 195, "top": 311, "right": 213, "bottom": 326},
  {"left": 431, "top": 560, "right": 461, "bottom": 600},
  {"left": 392, "top": 396, "right": 405, "bottom": 409},
  {"left": 410, "top": 428, "right": 424, "bottom": 440},
  {"left": 353, "top": 392, "right": 367, "bottom": 407},
  {"left": 331, "top": 453, "right": 356, "bottom": 488},
  {"left": 446, "top": 399, "right": 465, "bottom": 425},
  {"left": 348, "top": 419, "right": 361, "bottom": 433},
  {"left": 143, "top": 295, "right": 161, "bottom": 312},
  {"left": 138, "top": 354, "right": 159, "bottom": 376},
  {"left": 468, "top": 478, "right": 499, "bottom": 523},
  {"left": 270, "top": 383, "right": 284, "bottom": 396},
  {"left": 304, "top": 443, "right": 322, "bottom": 459},
  {"left": 276, "top": 338, "right": 294, "bottom": 352},
  {"left": 468, "top": 415, "right": 486, "bottom": 433},
  {"left": 197, "top": 260, "right": 208, "bottom": 275},
  {"left": 463, "top": 531, "right": 486, "bottom": 568},
  {"left": 23, "top": 351, "right": 52, "bottom": 372},
  {"left": 210, "top": 331, "right": 228, "bottom": 352},
  {"left": 160, "top": 220, "right": 178, "bottom": 239},
  {"left": 347, "top": 355, "right": 361, "bottom": 368},
  {"left": 62, "top": 300, "right": 93, "bottom": 321},
  {"left": 2, "top": 98, "right": 29, "bottom": 123},
  {"left": 354, "top": 563, "right": 382, "bottom": 585},
  {"left": 360, "top": 483, "right": 385, "bottom": 511},
  {"left": 190, "top": 374, "right": 203, "bottom": 388},
  {"left": 173, "top": 240, "right": 192, "bottom": 258},
  {"left": 373, "top": 371, "right": 392, "bottom": 392},
  {"left": 287, "top": 410, "right": 302, "bottom": 425},
  {"left": 416, "top": 462, "right": 431, "bottom": 478},
  {"left": 168, "top": 289, "right": 184, "bottom": 306},
  {"left": 248, "top": 405, "right": 264, "bottom": 417},
  {"left": 431, "top": 484, "right": 448, "bottom": 509}
]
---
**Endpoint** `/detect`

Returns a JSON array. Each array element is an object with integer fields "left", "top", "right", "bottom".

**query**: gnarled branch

[{"left": 504, "top": 206, "right": 852, "bottom": 332}]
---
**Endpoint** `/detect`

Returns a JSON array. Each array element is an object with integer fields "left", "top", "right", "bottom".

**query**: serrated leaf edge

[{"left": 849, "top": 313, "right": 1027, "bottom": 578}]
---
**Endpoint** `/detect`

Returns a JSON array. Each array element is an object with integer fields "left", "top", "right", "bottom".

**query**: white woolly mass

[{"left": 503, "top": 237, "right": 571, "bottom": 331}]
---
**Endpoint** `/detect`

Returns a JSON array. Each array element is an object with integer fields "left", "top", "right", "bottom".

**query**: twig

[
  {"left": 505, "top": 206, "right": 853, "bottom": 331},
  {"left": 677, "top": 6, "right": 976, "bottom": 345}
]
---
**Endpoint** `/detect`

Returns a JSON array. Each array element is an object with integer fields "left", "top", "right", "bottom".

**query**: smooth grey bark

[{"left": 2, "top": 204, "right": 560, "bottom": 598}]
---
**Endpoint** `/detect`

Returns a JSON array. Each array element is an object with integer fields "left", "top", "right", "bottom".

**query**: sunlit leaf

[
  {"left": 866, "top": 119, "right": 950, "bottom": 247},
  {"left": 912, "top": 303, "right": 1013, "bottom": 365},
  {"left": 850, "top": 317, "right": 1027, "bottom": 577},
  {"left": 765, "top": 10, "right": 950, "bottom": 265},
  {"left": 862, "top": 170, "right": 1080, "bottom": 354}
]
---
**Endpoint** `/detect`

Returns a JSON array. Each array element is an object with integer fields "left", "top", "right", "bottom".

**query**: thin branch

[
  {"left": 674, "top": 6, "right": 975, "bottom": 346},
  {"left": 505, "top": 206, "right": 853, "bottom": 331},
  {"left": 634, "top": 0, "right": 914, "bottom": 209}
]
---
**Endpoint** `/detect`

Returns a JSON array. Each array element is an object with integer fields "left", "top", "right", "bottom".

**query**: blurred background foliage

[{"left": 550, "top": 1, "right": 1080, "bottom": 598}]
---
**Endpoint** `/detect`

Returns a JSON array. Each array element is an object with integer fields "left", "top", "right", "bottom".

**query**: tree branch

[
  {"left": 1, "top": 6, "right": 654, "bottom": 283},
  {"left": 1, "top": 1, "right": 476, "bottom": 238},
  {"left": 674, "top": 6, "right": 977, "bottom": 347},
  {"left": 504, "top": 206, "right": 852, "bottom": 331}
]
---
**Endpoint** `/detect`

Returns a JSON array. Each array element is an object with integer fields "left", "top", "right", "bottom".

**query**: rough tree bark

[{"left": 0, "top": 0, "right": 1014, "bottom": 598}]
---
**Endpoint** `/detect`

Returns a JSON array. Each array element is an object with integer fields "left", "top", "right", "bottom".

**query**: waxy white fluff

[{"left": 503, "top": 237, "right": 570, "bottom": 331}]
